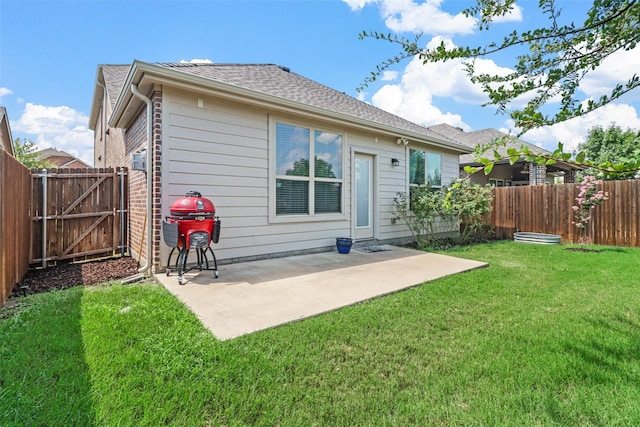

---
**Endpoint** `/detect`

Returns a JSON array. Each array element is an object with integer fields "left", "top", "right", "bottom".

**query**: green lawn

[{"left": 1, "top": 241, "right": 639, "bottom": 426}]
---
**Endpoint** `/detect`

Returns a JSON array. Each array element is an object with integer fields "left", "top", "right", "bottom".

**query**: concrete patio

[{"left": 155, "top": 245, "right": 487, "bottom": 340}]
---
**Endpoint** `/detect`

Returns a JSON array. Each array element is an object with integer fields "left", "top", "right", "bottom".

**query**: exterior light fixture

[{"left": 391, "top": 158, "right": 400, "bottom": 167}]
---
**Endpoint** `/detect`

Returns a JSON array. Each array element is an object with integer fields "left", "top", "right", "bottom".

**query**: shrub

[
  {"left": 393, "top": 179, "right": 494, "bottom": 249},
  {"left": 572, "top": 175, "right": 609, "bottom": 247},
  {"left": 443, "top": 179, "right": 494, "bottom": 243}
]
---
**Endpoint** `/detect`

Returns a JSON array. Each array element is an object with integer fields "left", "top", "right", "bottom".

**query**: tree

[
  {"left": 576, "top": 124, "right": 640, "bottom": 179},
  {"left": 361, "top": 0, "right": 640, "bottom": 131},
  {"left": 12, "top": 138, "right": 53, "bottom": 169},
  {"left": 571, "top": 176, "right": 609, "bottom": 248},
  {"left": 361, "top": 0, "right": 640, "bottom": 177},
  {"left": 286, "top": 157, "right": 337, "bottom": 179}
]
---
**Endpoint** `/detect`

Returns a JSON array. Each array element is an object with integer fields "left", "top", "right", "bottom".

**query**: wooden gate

[{"left": 30, "top": 168, "right": 128, "bottom": 266}]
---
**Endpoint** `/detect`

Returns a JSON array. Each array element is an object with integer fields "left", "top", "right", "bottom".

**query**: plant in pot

[{"left": 336, "top": 237, "right": 353, "bottom": 254}]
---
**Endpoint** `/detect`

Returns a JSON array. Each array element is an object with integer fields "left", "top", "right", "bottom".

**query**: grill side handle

[
  {"left": 162, "top": 219, "right": 180, "bottom": 248},
  {"left": 212, "top": 217, "right": 221, "bottom": 244}
]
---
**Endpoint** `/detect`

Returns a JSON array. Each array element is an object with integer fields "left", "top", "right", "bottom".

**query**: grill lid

[{"left": 170, "top": 191, "right": 215, "bottom": 218}]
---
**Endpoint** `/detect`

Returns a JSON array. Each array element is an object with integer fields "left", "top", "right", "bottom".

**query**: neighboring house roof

[
  {"left": 94, "top": 61, "right": 471, "bottom": 154},
  {"left": 0, "top": 107, "right": 15, "bottom": 156},
  {"left": 35, "top": 147, "right": 91, "bottom": 168},
  {"left": 428, "top": 123, "right": 553, "bottom": 165}
]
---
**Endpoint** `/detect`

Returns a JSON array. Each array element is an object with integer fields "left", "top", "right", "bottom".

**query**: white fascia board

[{"left": 88, "top": 66, "right": 107, "bottom": 131}]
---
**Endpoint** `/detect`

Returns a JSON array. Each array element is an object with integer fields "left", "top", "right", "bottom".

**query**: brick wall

[
  {"left": 151, "top": 91, "right": 163, "bottom": 271},
  {"left": 122, "top": 90, "right": 163, "bottom": 271},
  {"left": 125, "top": 107, "right": 148, "bottom": 264},
  {"left": 94, "top": 97, "right": 128, "bottom": 169}
]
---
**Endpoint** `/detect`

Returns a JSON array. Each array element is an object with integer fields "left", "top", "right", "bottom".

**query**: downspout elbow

[{"left": 130, "top": 83, "right": 153, "bottom": 275}]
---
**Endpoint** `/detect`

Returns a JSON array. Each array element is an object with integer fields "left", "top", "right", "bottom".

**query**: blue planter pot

[{"left": 336, "top": 237, "right": 353, "bottom": 254}]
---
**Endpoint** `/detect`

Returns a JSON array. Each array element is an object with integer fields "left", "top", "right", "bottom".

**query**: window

[
  {"left": 409, "top": 149, "right": 442, "bottom": 187},
  {"left": 275, "top": 122, "right": 343, "bottom": 216}
]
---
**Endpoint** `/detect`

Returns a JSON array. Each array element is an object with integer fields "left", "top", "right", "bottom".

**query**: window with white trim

[
  {"left": 409, "top": 149, "right": 442, "bottom": 188},
  {"left": 275, "top": 122, "right": 343, "bottom": 216}
]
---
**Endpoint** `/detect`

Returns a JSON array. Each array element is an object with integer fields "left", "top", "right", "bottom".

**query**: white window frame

[
  {"left": 408, "top": 148, "right": 443, "bottom": 189},
  {"left": 268, "top": 116, "right": 346, "bottom": 223}
]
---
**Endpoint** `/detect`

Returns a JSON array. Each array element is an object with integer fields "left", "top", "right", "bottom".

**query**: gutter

[{"left": 130, "top": 83, "right": 153, "bottom": 275}]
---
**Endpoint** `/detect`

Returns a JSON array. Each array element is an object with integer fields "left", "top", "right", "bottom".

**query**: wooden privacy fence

[
  {"left": 0, "top": 150, "right": 31, "bottom": 307},
  {"left": 31, "top": 168, "right": 128, "bottom": 267},
  {"left": 489, "top": 180, "right": 640, "bottom": 247}
]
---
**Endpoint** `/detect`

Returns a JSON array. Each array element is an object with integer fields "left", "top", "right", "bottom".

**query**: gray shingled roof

[
  {"left": 428, "top": 123, "right": 550, "bottom": 164},
  {"left": 101, "top": 64, "right": 131, "bottom": 108},
  {"left": 155, "top": 63, "right": 457, "bottom": 143},
  {"left": 105, "top": 62, "right": 466, "bottom": 150}
]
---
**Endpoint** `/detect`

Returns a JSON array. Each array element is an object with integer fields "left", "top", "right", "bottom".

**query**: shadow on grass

[
  {"left": 544, "top": 314, "right": 640, "bottom": 424},
  {"left": 564, "top": 246, "right": 631, "bottom": 254},
  {"left": 0, "top": 289, "right": 96, "bottom": 425}
]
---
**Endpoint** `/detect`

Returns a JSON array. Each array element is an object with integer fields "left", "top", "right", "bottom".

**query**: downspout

[{"left": 130, "top": 83, "right": 153, "bottom": 275}]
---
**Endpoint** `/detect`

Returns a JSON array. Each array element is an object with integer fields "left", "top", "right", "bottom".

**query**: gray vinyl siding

[
  {"left": 160, "top": 88, "right": 460, "bottom": 263},
  {"left": 161, "top": 89, "right": 350, "bottom": 262}
]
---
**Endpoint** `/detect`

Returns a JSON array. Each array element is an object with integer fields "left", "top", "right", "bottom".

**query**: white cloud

[
  {"left": 491, "top": 3, "right": 523, "bottom": 23},
  {"left": 513, "top": 103, "right": 640, "bottom": 153},
  {"left": 179, "top": 58, "right": 213, "bottom": 64},
  {"left": 382, "top": 0, "right": 476, "bottom": 36},
  {"left": 367, "top": 36, "right": 496, "bottom": 128},
  {"left": 344, "top": 0, "right": 476, "bottom": 36},
  {"left": 0, "top": 87, "right": 12, "bottom": 103},
  {"left": 579, "top": 46, "right": 640, "bottom": 100},
  {"left": 342, "top": 0, "right": 376, "bottom": 10},
  {"left": 370, "top": 73, "right": 469, "bottom": 129},
  {"left": 381, "top": 70, "right": 398, "bottom": 81},
  {"left": 12, "top": 103, "right": 94, "bottom": 166}
]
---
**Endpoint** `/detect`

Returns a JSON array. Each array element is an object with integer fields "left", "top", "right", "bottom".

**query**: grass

[{"left": 1, "top": 241, "right": 639, "bottom": 426}]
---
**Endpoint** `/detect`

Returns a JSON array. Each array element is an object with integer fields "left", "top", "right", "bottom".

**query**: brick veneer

[{"left": 123, "top": 90, "right": 163, "bottom": 272}]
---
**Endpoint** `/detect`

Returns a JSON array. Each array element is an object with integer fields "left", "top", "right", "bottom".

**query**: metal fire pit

[{"left": 163, "top": 191, "right": 221, "bottom": 284}]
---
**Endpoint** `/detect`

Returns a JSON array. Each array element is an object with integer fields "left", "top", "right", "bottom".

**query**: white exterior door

[{"left": 354, "top": 153, "right": 374, "bottom": 240}]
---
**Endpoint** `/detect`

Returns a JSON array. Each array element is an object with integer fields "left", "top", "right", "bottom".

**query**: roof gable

[
  {"left": 35, "top": 147, "right": 90, "bottom": 168},
  {"left": 89, "top": 64, "right": 131, "bottom": 130}
]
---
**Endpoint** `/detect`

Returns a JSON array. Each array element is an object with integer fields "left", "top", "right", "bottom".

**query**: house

[
  {"left": 89, "top": 61, "right": 471, "bottom": 272},
  {"left": 429, "top": 124, "right": 580, "bottom": 186},
  {"left": 0, "top": 107, "right": 15, "bottom": 156},
  {"left": 33, "top": 147, "right": 91, "bottom": 168}
]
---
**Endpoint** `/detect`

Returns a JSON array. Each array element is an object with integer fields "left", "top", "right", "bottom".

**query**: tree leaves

[
  {"left": 360, "top": 0, "right": 640, "bottom": 131},
  {"left": 463, "top": 135, "right": 640, "bottom": 178}
]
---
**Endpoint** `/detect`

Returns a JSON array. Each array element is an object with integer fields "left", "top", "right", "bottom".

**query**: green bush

[
  {"left": 443, "top": 179, "right": 494, "bottom": 243},
  {"left": 393, "top": 179, "right": 494, "bottom": 249}
]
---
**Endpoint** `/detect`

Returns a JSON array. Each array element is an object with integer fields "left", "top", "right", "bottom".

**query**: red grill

[{"left": 163, "top": 191, "right": 220, "bottom": 284}]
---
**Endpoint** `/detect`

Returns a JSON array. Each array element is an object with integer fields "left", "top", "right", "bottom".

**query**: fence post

[{"left": 41, "top": 169, "right": 47, "bottom": 269}]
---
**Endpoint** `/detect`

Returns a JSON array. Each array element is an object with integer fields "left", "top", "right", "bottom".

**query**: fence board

[
  {"left": 0, "top": 150, "right": 32, "bottom": 306},
  {"left": 488, "top": 180, "right": 640, "bottom": 247},
  {"left": 30, "top": 168, "right": 128, "bottom": 266}
]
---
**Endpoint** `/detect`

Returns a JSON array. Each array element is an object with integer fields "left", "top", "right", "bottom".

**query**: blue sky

[{"left": 2, "top": 0, "right": 639, "bottom": 166}]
